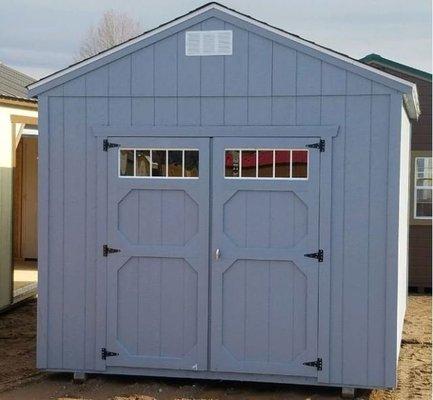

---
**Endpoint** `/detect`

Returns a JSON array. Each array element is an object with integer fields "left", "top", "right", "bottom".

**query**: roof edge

[
  {"left": 0, "top": 94, "right": 38, "bottom": 108},
  {"left": 29, "top": 2, "right": 418, "bottom": 99},
  {"left": 360, "top": 54, "right": 432, "bottom": 83}
]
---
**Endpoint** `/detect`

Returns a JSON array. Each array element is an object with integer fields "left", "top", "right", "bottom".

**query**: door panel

[
  {"left": 105, "top": 137, "right": 209, "bottom": 371},
  {"left": 211, "top": 137, "right": 320, "bottom": 377}
]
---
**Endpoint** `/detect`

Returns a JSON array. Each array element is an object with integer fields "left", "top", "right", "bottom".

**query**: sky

[{"left": 1, "top": 0, "right": 431, "bottom": 79}]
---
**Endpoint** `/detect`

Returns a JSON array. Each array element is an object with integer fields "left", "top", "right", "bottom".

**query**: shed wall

[{"left": 38, "top": 17, "right": 404, "bottom": 388}]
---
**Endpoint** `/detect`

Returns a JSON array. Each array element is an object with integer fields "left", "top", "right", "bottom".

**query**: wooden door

[
  {"left": 104, "top": 137, "right": 209, "bottom": 371},
  {"left": 210, "top": 137, "right": 321, "bottom": 377}
]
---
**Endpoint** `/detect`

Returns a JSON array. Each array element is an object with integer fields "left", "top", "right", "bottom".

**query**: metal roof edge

[
  {"left": 360, "top": 54, "right": 432, "bottom": 83},
  {"left": 28, "top": 2, "right": 418, "bottom": 98}
]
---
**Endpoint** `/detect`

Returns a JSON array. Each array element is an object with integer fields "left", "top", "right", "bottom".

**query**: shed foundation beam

[
  {"left": 73, "top": 371, "right": 87, "bottom": 383},
  {"left": 341, "top": 387, "right": 355, "bottom": 398}
]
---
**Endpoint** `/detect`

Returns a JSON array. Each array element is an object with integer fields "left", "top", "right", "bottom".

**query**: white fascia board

[
  {"left": 403, "top": 84, "right": 421, "bottom": 120},
  {"left": 28, "top": 2, "right": 418, "bottom": 106}
]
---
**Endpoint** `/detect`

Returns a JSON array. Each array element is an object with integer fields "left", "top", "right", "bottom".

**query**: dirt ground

[{"left": 0, "top": 295, "right": 431, "bottom": 400}]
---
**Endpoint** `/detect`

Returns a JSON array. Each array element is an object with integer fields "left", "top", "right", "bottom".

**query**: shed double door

[{"left": 103, "top": 136, "right": 321, "bottom": 378}]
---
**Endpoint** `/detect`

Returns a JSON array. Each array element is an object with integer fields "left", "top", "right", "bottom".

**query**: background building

[{"left": 362, "top": 54, "right": 432, "bottom": 291}]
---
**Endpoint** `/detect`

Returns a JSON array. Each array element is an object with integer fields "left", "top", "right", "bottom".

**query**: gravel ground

[{"left": 0, "top": 295, "right": 430, "bottom": 400}]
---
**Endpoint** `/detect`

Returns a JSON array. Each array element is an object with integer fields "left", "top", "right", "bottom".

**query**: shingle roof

[{"left": 0, "top": 62, "right": 36, "bottom": 100}]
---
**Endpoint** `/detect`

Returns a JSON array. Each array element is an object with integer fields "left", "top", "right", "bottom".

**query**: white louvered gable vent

[{"left": 185, "top": 30, "right": 233, "bottom": 56}]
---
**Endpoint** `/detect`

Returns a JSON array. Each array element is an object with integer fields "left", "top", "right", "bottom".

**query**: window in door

[
  {"left": 414, "top": 157, "right": 432, "bottom": 219},
  {"left": 225, "top": 149, "right": 308, "bottom": 179},
  {"left": 119, "top": 149, "right": 199, "bottom": 178}
]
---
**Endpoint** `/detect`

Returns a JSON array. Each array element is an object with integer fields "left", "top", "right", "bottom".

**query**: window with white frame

[
  {"left": 414, "top": 157, "right": 432, "bottom": 219},
  {"left": 224, "top": 149, "right": 309, "bottom": 179},
  {"left": 119, "top": 149, "right": 199, "bottom": 178}
]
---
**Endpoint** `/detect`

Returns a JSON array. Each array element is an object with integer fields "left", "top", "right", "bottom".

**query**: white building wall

[{"left": 0, "top": 102, "right": 38, "bottom": 309}]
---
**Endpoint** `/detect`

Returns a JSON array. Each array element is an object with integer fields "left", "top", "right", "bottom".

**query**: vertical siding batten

[
  {"left": 201, "top": 18, "right": 224, "bottom": 125},
  {"left": 47, "top": 94, "right": 64, "bottom": 368},
  {"left": 368, "top": 94, "right": 391, "bottom": 386},
  {"left": 384, "top": 94, "right": 403, "bottom": 387},
  {"left": 342, "top": 86, "right": 372, "bottom": 385},
  {"left": 63, "top": 97, "right": 87, "bottom": 370},
  {"left": 36, "top": 95, "right": 49, "bottom": 368},
  {"left": 320, "top": 93, "right": 346, "bottom": 383},
  {"left": 85, "top": 95, "right": 109, "bottom": 369}
]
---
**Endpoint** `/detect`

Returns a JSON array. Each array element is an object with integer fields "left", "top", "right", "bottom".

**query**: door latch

[{"left": 214, "top": 248, "right": 221, "bottom": 261}]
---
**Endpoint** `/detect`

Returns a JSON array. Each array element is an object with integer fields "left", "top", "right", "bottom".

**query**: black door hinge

[
  {"left": 101, "top": 348, "right": 119, "bottom": 360},
  {"left": 304, "top": 249, "right": 324, "bottom": 262},
  {"left": 103, "top": 139, "right": 120, "bottom": 151},
  {"left": 306, "top": 139, "right": 325, "bottom": 152},
  {"left": 103, "top": 244, "right": 121, "bottom": 257},
  {"left": 303, "top": 358, "right": 322, "bottom": 371}
]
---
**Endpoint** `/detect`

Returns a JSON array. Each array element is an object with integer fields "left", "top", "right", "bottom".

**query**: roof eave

[{"left": 0, "top": 94, "right": 38, "bottom": 108}]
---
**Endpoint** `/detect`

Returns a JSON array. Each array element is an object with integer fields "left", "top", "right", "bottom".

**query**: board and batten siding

[{"left": 37, "top": 17, "right": 405, "bottom": 388}]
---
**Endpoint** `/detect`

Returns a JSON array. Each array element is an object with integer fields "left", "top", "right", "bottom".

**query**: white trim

[
  {"left": 224, "top": 148, "right": 309, "bottom": 180},
  {"left": 28, "top": 3, "right": 417, "bottom": 103},
  {"left": 413, "top": 156, "right": 432, "bottom": 220},
  {"left": 119, "top": 147, "right": 199, "bottom": 179}
]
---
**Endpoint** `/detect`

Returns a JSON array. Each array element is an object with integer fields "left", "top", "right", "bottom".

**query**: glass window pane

[
  {"left": 416, "top": 188, "right": 432, "bottom": 217},
  {"left": 120, "top": 150, "right": 134, "bottom": 176},
  {"left": 258, "top": 150, "right": 273, "bottom": 177},
  {"left": 136, "top": 150, "right": 150, "bottom": 176},
  {"left": 241, "top": 150, "right": 256, "bottom": 177},
  {"left": 417, "top": 178, "right": 433, "bottom": 187},
  {"left": 168, "top": 150, "right": 183, "bottom": 177},
  {"left": 416, "top": 158, "right": 426, "bottom": 174},
  {"left": 292, "top": 150, "right": 308, "bottom": 178},
  {"left": 225, "top": 150, "right": 240, "bottom": 177},
  {"left": 275, "top": 150, "right": 290, "bottom": 178},
  {"left": 151, "top": 150, "right": 166, "bottom": 177},
  {"left": 184, "top": 150, "right": 199, "bottom": 177}
]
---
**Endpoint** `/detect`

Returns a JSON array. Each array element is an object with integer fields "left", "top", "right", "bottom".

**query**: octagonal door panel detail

[
  {"left": 104, "top": 137, "right": 209, "bottom": 371},
  {"left": 222, "top": 259, "right": 308, "bottom": 363},
  {"left": 118, "top": 189, "right": 198, "bottom": 246},
  {"left": 211, "top": 137, "right": 321, "bottom": 377},
  {"left": 117, "top": 257, "right": 198, "bottom": 358},
  {"left": 223, "top": 190, "right": 308, "bottom": 248}
]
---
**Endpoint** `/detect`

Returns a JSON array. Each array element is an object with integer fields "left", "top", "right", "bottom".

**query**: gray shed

[{"left": 28, "top": 3, "right": 419, "bottom": 394}]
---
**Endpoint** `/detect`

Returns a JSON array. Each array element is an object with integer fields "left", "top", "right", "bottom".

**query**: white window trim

[
  {"left": 119, "top": 148, "right": 199, "bottom": 179},
  {"left": 414, "top": 156, "right": 432, "bottom": 220},
  {"left": 224, "top": 148, "right": 309, "bottom": 180}
]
